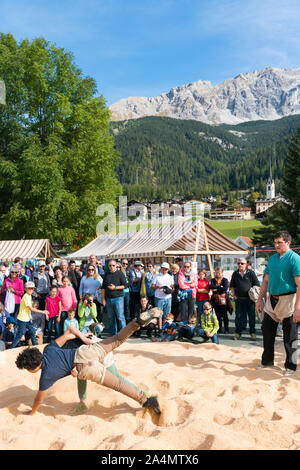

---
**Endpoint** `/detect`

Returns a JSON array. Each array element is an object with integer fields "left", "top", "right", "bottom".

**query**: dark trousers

[
  {"left": 124, "top": 291, "right": 131, "bottom": 324},
  {"left": 179, "top": 296, "right": 195, "bottom": 323},
  {"left": 130, "top": 292, "right": 140, "bottom": 320},
  {"left": 235, "top": 298, "right": 256, "bottom": 334},
  {"left": 262, "top": 313, "right": 298, "bottom": 371},
  {"left": 214, "top": 305, "right": 229, "bottom": 332}
]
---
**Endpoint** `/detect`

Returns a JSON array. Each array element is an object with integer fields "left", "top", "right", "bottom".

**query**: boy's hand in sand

[{"left": 71, "top": 366, "right": 78, "bottom": 378}]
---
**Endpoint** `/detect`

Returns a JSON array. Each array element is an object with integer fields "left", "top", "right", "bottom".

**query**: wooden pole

[
  {"left": 193, "top": 220, "right": 202, "bottom": 263},
  {"left": 203, "top": 222, "right": 214, "bottom": 278}
]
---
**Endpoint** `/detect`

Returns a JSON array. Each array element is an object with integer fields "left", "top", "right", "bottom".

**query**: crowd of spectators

[{"left": 0, "top": 254, "right": 262, "bottom": 350}]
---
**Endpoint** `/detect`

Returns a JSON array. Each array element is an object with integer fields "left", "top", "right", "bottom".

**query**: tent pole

[
  {"left": 203, "top": 223, "right": 214, "bottom": 278},
  {"left": 193, "top": 220, "right": 202, "bottom": 264}
]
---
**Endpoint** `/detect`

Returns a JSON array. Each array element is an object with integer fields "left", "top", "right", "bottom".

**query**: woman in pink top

[
  {"left": 0, "top": 266, "right": 24, "bottom": 317},
  {"left": 57, "top": 276, "right": 77, "bottom": 332},
  {"left": 177, "top": 261, "right": 198, "bottom": 322}
]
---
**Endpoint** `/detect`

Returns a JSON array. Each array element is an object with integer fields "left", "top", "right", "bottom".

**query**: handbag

[
  {"left": 217, "top": 295, "right": 227, "bottom": 306},
  {"left": 5, "top": 289, "right": 15, "bottom": 314}
]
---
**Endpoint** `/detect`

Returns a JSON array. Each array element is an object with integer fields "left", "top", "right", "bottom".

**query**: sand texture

[{"left": 1, "top": 340, "right": 300, "bottom": 450}]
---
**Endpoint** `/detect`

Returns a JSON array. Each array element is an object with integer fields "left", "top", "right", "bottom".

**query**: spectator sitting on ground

[
  {"left": 197, "top": 301, "right": 219, "bottom": 344},
  {"left": 64, "top": 309, "right": 79, "bottom": 332},
  {"left": 134, "top": 295, "right": 162, "bottom": 338},
  {"left": 78, "top": 294, "right": 103, "bottom": 337},
  {"left": 2, "top": 316, "right": 17, "bottom": 348},
  {"left": 177, "top": 313, "right": 198, "bottom": 341},
  {"left": 151, "top": 313, "right": 178, "bottom": 342}
]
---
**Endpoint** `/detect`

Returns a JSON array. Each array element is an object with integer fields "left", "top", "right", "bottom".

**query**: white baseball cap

[{"left": 161, "top": 262, "right": 170, "bottom": 269}]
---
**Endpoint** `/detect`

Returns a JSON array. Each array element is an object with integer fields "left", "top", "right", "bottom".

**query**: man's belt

[{"left": 271, "top": 291, "right": 296, "bottom": 299}]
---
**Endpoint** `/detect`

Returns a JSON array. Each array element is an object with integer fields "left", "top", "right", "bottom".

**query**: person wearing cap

[
  {"left": 1, "top": 316, "right": 17, "bottom": 348},
  {"left": 10, "top": 281, "right": 49, "bottom": 348},
  {"left": 151, "top": 262, "right": 174, "bottom": 319},
  {"left": 129, "top": 261, "right": 144, "bottom": 321},
  {"left": 32, "top": 261, "right": 51, "bottom": 310},
  {"left": 0, "top": 265, "right": 24, "bottom": 318}
]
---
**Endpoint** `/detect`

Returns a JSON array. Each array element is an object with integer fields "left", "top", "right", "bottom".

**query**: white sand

[{"left": 1, "top": 340, "right": 300, "bottom": 450}]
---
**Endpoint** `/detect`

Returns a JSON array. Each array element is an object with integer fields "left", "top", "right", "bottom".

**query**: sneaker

[
  {"left": 250, "top": 333, "right": 257, "bottom": 340},
  {"left": 284, "top": 369, "right": 295, "bottom": 377},
  {"left": 234, "top": 333, "right": 241, "bottom": 340},
  {"left": 256, "top": 363, "right": 274, "bottom": 370},
  {"left": 143, "top": 396, "right": 161, "bottom": 414},
  {"left": 88, "top": 322, "right": 99, "bottom": 335},
  {"left": 137, "top": 308, "right": 162, "bottom": 327}
]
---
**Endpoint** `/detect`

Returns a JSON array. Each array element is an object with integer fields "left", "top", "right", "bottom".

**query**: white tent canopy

[
  {"left": 66, "top": 220, "right": 248, "bottom": 266},
  {"left": 0, "top": 239, "right": 59, "bottom": 261},
  {"left": 65, "top": 233, "right": 133, "bottom": 260}
]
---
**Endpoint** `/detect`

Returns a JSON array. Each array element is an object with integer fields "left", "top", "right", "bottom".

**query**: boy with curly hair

[{"left": 15, "top": 309, "right": 162, "bottom": 415}]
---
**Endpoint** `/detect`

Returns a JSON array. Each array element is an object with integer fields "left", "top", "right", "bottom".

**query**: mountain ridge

[{"left": 109, "top": 67, "right": 300, "bottom": 125}]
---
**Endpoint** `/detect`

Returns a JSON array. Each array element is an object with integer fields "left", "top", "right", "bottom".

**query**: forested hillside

[{"left": 111, "top": 114, "right": 300, "bottom": 201}]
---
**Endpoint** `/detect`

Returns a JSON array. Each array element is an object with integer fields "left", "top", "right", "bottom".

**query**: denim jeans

[
  {"left": 60, "top": 311, "right": 68, "bottom": 334},
  {"left": 47, "top": 316, "right": 60, "bottom": 341},
  {"left": 155, "top": 297, "right": 172, "bottom": 318},
  {"left": 196, "top": 300, "right": 206, "bottom": 316},
  {"left": 106, "top": 296, "right": 126, "bottom": 336},
  {"left": 123, "top": 290, "right": 131, "bottom": 324},
  {"left": 179, "top": 295, "right": 195, "bottom": 322},
  {"left": 235, "top": 298, "right": 256, "bottom": 334},
  {"left": 10, "top": 319, "right": 37, "bottom": 348},
  {"left": 197, "top": 328, "right": 219, "bottom": 344}
]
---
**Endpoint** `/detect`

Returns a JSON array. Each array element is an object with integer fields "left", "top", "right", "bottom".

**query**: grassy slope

[{"left": 206, "top": 219, "right": 262, "bottom": 240}]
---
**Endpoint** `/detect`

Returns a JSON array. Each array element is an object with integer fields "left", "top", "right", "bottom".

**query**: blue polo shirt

[
  {"left": 264, "top": 249, "right": 300, "bottom": 295},
  {"left": 39, "top": 341, "right": 76, "bottom": 391}
]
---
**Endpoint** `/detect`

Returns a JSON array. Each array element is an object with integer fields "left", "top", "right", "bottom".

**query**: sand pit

[{"left": 1, "top": 340, "right": 300, "bottom": 450}]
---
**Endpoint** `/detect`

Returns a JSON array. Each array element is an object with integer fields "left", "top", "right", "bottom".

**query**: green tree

[
  {"left": 0, "top": 34, "right": 121, "bottom": 247},
  {"left": 252, "top": 129, "right": 300, "bottom": 245},
  {"left": 247, "top": 192, "right": 261, "bottom": 212}
]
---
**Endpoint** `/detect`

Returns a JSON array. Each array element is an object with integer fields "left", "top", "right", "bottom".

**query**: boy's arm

[
  {"left": 25, "top": 390, "right": 46, "bottom": 415},
  {"left": 55, "top": 323, "right": 93, "bottom": 348}
]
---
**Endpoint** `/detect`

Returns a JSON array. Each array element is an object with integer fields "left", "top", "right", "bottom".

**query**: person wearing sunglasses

[
  {"left": 102, "top": 260, "right": 127, "bottom": 336},
  {"left": 230, "top": 258, "right": 260, "bottom": 340},
  {"left": 0, "top": 265, "right": 24, "bottom": 319},
  {"left": 120, "top": 259, "right": 133, "bottom": 324}
]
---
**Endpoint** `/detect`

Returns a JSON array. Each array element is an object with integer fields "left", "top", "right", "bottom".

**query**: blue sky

[{"left": 1, "top": 0, "right": 300, "bottom": 105}]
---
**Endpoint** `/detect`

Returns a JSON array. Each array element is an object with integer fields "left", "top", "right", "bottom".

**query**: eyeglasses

[
  {"left": 238, "top": 262, "right": 246, "bottom": 265},
  {"left": 183, "top": 265, "right": 191, "bottom": 268},
  {"left": 109, "top": 264, "right": 116, "bottom": 267},
  {"left": 203, "top": 308, "right": 211, "bottom": 311},
  {"left": 11, "top": 271, "right": 18, "bottom": 274},
  {"left": 122, "top": 262, "right": 128, "bottom": 265},
  {"left": 88, "top": 269, "right": 95, "bottom": 271}
]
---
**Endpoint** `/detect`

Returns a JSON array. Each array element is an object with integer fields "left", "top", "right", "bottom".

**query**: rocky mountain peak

[{"left": 109, "top": 67, "right": 300, "bottom": 125}]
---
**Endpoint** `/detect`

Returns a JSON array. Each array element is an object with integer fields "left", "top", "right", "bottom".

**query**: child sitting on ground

[
  {"left": 134, "top": 296, "right": 162, "bottom": 338},
  {"left": 64, "top": 309, "right": 79, "bottom": 332},
  {"left": 78, "top": 294, "right": 103, "bottom": 337},
  {"left": 2, "top": 316, "right": 17, "bottom": 348},
  {"left": 177, "top": 313, "right": 198, "bottom": 341},
  {"left": 152, "top": 313, "right": 178, "bottom": 342},
  {"left": 197, "top": 301, "right": 219, "bottom": 344}
]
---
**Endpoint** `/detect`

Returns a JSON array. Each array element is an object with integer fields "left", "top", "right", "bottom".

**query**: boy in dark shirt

[{"left": 15, "top": 309, "right": 162, "bottom": 415}]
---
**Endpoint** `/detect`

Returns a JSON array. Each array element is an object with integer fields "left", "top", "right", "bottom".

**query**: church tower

[{"left": 266, "top": 158, "right": 275, "bottom": 200}]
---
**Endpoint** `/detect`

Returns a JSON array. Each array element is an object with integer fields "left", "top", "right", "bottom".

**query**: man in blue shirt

[
  {"left": 257, "top": 231, "right": 300, "bottom": 376},
  {"left": 15, "top": 311, "right": 162, "bottom": 416}
]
